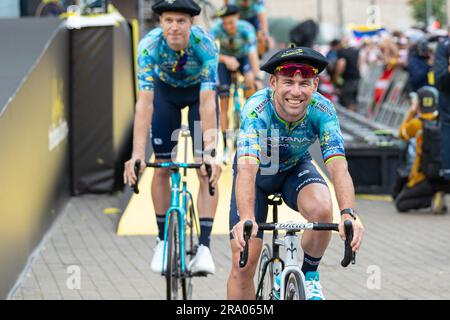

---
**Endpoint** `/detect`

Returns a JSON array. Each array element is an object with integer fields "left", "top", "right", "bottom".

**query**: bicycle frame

[
  {"left": 278, "top": 233, "right": 306, "bottom": 300},
  {"left": 253, "top": 194, "right": 353, "bottom": 300},
  {"left": 161, "top": 165, "right": 195, "bottom": 275}
]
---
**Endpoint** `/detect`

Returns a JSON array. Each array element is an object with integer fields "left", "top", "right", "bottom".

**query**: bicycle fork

[{"left": 279, "top": 233, "right": 306, "bottom": 300}]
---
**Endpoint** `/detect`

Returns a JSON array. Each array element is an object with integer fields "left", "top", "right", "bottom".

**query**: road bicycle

[
  {"left": 240, "top": 193, "right": 356, "bottom": 300},
  {"left": 132, "top": 126, "right": 214, "bottom": 300}
]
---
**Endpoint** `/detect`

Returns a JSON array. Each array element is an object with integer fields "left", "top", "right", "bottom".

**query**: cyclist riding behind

[
  {"left": 123, "top": 0, "right": 221, "bottom": 275},
  {"left": 225, "top": 0, "right": 271, "bottom": 57},
  {"left": 211, "top": 4, "right": 261, "bottom": 162},
  {"left": 228, "top": 46, "right": 364, "bottom": 300}
]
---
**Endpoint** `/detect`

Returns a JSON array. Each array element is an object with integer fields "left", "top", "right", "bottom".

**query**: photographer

[{"left": 395, "top": 87, "right": 445, "bottom": 213}]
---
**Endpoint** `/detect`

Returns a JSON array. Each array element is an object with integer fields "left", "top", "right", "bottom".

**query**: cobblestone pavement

[{"left": 10, "top": 193, "right": 450, "bottom": 300}]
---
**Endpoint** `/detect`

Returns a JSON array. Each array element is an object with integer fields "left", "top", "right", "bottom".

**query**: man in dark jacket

[{"left": 434, "top": 33, "right": 450, "bottom": 180}]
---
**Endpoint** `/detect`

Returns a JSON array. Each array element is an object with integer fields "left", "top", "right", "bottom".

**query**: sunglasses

[
  {"left": 274, "top": 63, "right": 318, "bottom": 78},
  {"left": 172, "top": 50, "right": 187, "bottom": 72}
]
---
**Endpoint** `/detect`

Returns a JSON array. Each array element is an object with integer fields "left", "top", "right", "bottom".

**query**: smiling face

[
  {"left": 270, "top": 69, "right": 319, "bottom": 122},
  {"left": 160, "top": 12, "right": 193, "bottom": 51}
]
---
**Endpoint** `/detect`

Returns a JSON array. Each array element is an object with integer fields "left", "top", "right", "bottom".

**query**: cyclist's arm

[
  {"left": 236, "top": 158, "right": 259, "bottom": 221},
  {"left": 257, "top": 11, "right": 269, "bottom": 35},
  {"left": 325, "top": 158, "right": 355, "bottom": 213},
  {"left": 326, "top": 157, "right": 364, "bottom": 252},
  {"left": 248, "top": 51, "right": 260, "bottom": 77},
  {"left": 197, "top": 32, "right": 219, "bottom": 152},
  {"left": 219, "top": 54, "right": 236, "bottom": 64},
  {"left": 199, "top": 90, "right": 218, "bottom": 151},
  {"left": 234, "top": 158, "right": 259, "bottom": 248},
  {"left": 246, "top": 24, "right": 259, "bottom": 76},
  {"left": 132, "top": 91, "right": 154, "bottom": 159},
  {"left": 255, "top": 1, "right": 269, "bottom": 35},
  {"left": 123, "top": 91, "right": 153, "bottom": 185}
]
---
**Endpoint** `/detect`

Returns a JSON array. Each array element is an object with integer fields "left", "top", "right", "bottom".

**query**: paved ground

[{"left": 9, "top": 192, "right": 450, "bottom": 300}]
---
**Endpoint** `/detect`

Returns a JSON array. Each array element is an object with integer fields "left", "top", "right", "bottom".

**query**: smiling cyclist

[{"left": 227, "top": 46, "right": 365, "bottom": 300}]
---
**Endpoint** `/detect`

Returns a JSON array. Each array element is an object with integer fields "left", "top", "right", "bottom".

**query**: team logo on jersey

[{"left": 247, "top": 110, "right": 258, "bottom": 119}]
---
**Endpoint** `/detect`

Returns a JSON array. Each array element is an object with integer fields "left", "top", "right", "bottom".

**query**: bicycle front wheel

[
  {"left": 284, "top": 272, "right": 306, "bottom": 300},
  {"left": 166, "top": 210, "right": 183, "bottom": 300},
  {"left": 184, "top": 203, "right": 198, "bottom": 300},
  {"left": 256, "top": 244, "right": 273, "bottom": 300}
]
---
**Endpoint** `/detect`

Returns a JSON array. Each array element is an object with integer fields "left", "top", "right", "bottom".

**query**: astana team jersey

[
  {"left": 137, "top": 26, "right": 218, "bottom": 91},
  {"left": 237, "top": 88, "right": 346, "bottom": 173}
]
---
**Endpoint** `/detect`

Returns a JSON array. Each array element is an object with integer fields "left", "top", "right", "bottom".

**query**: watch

[
  {"left": 203, "top": 148, "right": 216, "bottom": 158},
  {"left": 340, "top": 208, "right": 357, "bottom": 220}
]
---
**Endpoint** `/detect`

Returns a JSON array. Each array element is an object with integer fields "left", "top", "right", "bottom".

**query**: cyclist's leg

[
  {"left": 228, "top": 156, "right": 286, "bottom": 299},
  {"left": 218, "top": 62, "right": 232, "bottom": 149},
  {"left": 150, "top": 77, "right": 182, "bottom": 238},
  {"left": 238, "top": 57, "right": 255, "bottom": 99},
  {"left": 187, "top": 87, "right": 219, "bottom": 249},
  {"left": 282, "top": 159, "right": 332, "bottom": 259}
]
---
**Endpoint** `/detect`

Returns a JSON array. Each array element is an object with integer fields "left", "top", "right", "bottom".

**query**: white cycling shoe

[
  {"left": 304, "top": 271, "right": 325, "bottom": 300},
  {"left": 150, "top": 238, "right": 167, "bottom": 273},
  {"left": 188, "top": 245, "right": 216, "bottom": 275}
]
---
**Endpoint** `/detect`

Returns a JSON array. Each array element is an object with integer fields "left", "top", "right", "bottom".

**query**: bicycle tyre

[
  {"left": 284, "top": 272, "right": 305, "bottom": 300},
  {"left": 256, "top": 243, "right": 273, "bottom": 300},
  {"left": 184, "top": 203, "right": 198, "bottom": 300},
  {"left": 166, "top": 210, "right": 182, "bottom": 300}
]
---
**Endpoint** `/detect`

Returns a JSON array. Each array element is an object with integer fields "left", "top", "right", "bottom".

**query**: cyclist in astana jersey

[
  {"left": 137, "top": 25, "right": 218, "bottom": 91},
  {"left": 237, "top": 89, "right": 345, "bottom": 173},
  {"left": 227, "top": 46, "right": 364, "bottom": 300},
  {"left": 227, "top": 0, "right": 266, "bottom": 32},
  {"left": 123, "top": 0, "right": 221, "bottom": 276},
  {"left": 225, "top": 0, "right": 271, "bottom": 57},
  {"left": 211, "top": 5, "right": 260, "bottom": 162}
]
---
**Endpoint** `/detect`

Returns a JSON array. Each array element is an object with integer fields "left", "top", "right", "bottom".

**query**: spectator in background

[
  {"left": 333, "top": 37, "right": 361, "bottom": 112},
  {"left": 395, "top": 86, "right": 445, "bottom": 214},
  {"left": 379, "top": 37, "right": 400, "bottom": 70},
  {"left": 407, "top": 38, "right": 434, "bottom": 92},
  {"left": 396, "top": 36, "right": 410, "bottom": 68},
  {"left": 434, "top": 31, "right": 450, "bottom": 180},
  {"left": 358, "top": 37, "right": 383, "bottom": 77},
  {"left": 326, "top": 39, "right": 341, "bottom": 65}
]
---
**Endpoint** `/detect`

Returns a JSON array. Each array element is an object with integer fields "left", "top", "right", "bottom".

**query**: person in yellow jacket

[{"left": 395, "top": 86, "right": 446, "bottom": 213}]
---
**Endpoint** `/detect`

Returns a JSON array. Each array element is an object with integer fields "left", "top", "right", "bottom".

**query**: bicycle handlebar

[
  {"left": 131, "top": 160, "right": 215, "bottom": 196},
  {"left": 239, "top": 220, "right": 356, "bottom": 268}
]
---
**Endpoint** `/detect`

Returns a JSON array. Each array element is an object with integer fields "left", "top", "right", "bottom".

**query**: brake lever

[
  {"left": 132, "top": 159, "right": 141, "bottom": 194},
  {"left": 341, "top": 219, "right": 356, "bottom": 267}
]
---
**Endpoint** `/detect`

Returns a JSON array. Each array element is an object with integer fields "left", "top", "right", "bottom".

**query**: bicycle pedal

[{"left": 191, "top": 271, "right": 208, "bottom": 277}]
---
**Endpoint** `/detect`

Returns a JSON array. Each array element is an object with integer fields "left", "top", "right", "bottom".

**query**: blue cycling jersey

[
  {"left": 137, "top": 26, "right": 218, "bottom": 91},
  {"left": 229, "top": 0, "right": 265, "bottom": 19},
  {"left": 237, "top": 88, "right": 346, "bottom": 173},
  {"left": 210, "top": 19, "right": 257, "bottom": 59}
]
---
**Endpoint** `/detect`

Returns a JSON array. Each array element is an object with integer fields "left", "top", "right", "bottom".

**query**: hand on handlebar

[
  {"left": 338, "top": 217, "right": 364, "bottom": 254},
  {"left": 200, "top": 162, "right": 221, "bottom": 190},
  {"left": 123, "top": 157, "right": 145, "bottom": 187},
  {"left": 231, "top": 219, "right": 258, "bottom": 252}
]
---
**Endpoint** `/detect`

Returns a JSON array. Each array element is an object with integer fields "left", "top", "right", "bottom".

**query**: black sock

[
  {"left": 155, "top": 214, "right": 166, "bottom": 241},
  {"left": 301, "top": 253, "right": 322, "bottom": 275},
  {"left": 199, "top": 218, "right": 214, "bottom": 248},
  {"left": 222, "top": 132, "right": 227, "bottom": 151}
]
